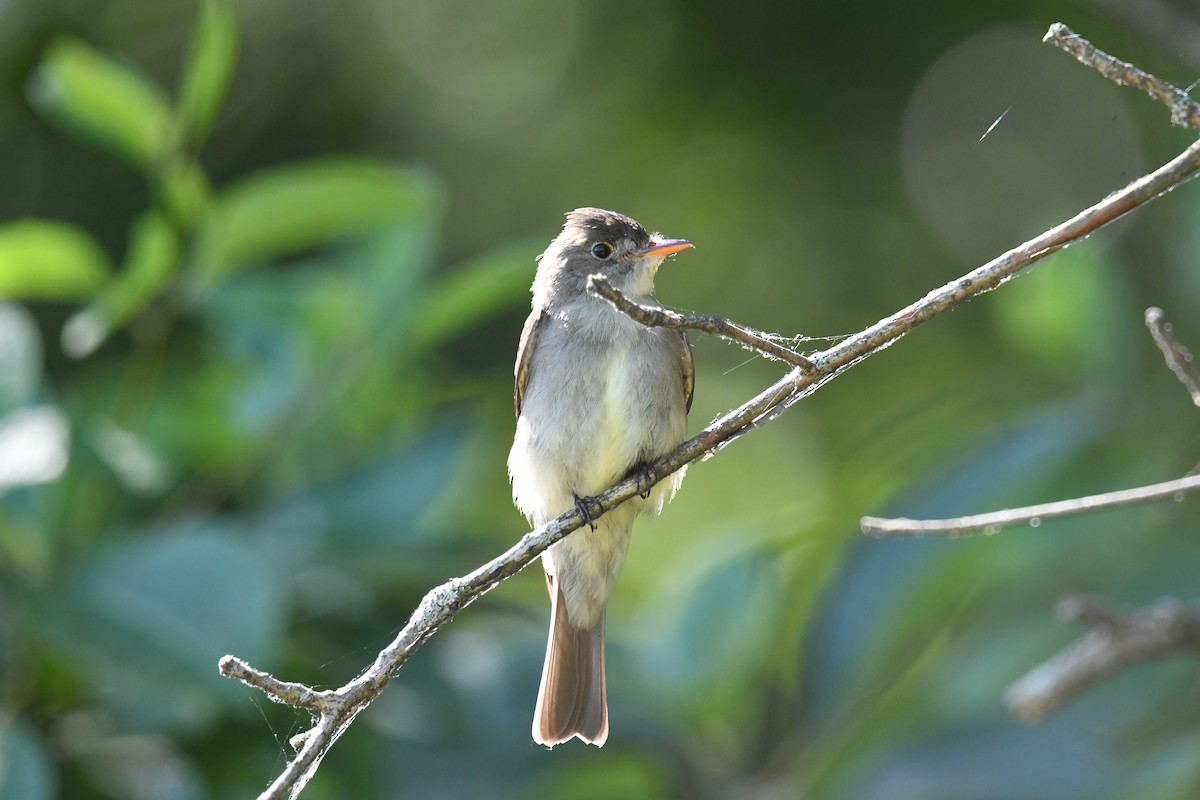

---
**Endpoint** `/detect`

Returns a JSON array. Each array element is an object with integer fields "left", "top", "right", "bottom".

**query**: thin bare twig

[
  {"left": 861, "top": 307, "right": 1200, "bottom": 537},
  {"left": 1145, "top": 307, "right": 1200, "bottom": 406},
  {"left": 861, "top": 473, "right": 1200, "bottom": 538},
  {"left": 222, "top": 26, "right": 1200, "bottom": 800},
  {"left": 1044, "top": 22, "right": 1200, "bottom": 128},
  {"left": 1006, "top": 595, "right": 1200, "bottom": 722},
  {"left": 586, "top": 275, "right": 815, "bottom": 369}
]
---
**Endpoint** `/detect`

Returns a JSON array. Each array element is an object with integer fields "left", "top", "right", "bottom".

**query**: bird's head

[{"left": 534, "top": 207, "right": 692, "bottom": 303}]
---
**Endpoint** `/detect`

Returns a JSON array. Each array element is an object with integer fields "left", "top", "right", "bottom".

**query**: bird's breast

[
  {"left": 531, "top": 308, "right": 681, "bottom": 485},
  {"left": 508, "top": 301, "right": 689, "bottom": 529}
]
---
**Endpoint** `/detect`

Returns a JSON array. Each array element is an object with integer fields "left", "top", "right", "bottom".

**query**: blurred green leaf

[
  {"left": 176, "top": 0, "right": 238, "bottom": 147},
  {"left": 27, "top": 37, "right": 172, "bottom": 171},
  {"left": 62, "top": 210, "right": 180, "bottom": 358},
  {"left": 160, "top": 157, "right": 214, "bottom": 230},
  {"left": 1116, "top": 732, "right": 1200, "bottom": 800},
  {"left": 0, "top": 220, "right": 112, "bottom": 301},
  {"left": 187, "top": 220, "right": 436, "bottom": 483},
  {"left": 307, "top": 424, "right": 466, "bottom": 545},
  {"left": 0, "top": 303, "right": 43, "bottom": 412},
  {"left": 990, "top": 245, "right": 1129, "bottom": 373},
  {"left": 0, "top": 720, "right": 56, "bottom": 800},
  {"left": 411, "top": 243, "right": 534, "bottom": 352},
  {"left": 837, "top": 723, "right": 1117, "bottom": 800},
  {"left": 639, "top": 549, "right": 778, "bottom": 720},
  {"left": 344, "top": 216, "right": 438, "bottom": 352},
  {"left": 533, "top": 752, "right": 672, "bottom": 799},
  {"left": 192, "top": 158, "right": 436, "bottom": 289},
  {"left": 810, "top": 399, "right": 1105, "bottom": 708},
  {"left": 35, "top": 521, "right": 284, "bottom": 732}
]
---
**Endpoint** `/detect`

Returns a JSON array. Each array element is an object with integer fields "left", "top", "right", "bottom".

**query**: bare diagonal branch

[{"left": 221, "top": 25, "right": 1200, "bottom": 800}]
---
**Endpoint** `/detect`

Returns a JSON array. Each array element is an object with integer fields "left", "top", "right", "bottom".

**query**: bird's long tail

[{"left": 533, "top": 580, "right": 607, "bottom": 747}]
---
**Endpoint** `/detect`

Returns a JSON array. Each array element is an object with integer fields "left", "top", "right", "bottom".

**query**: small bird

[{"left": 509, "top": 208, "right": 695, "bottom": 747}]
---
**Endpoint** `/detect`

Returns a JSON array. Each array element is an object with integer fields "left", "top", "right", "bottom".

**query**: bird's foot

[
  {"left": 574, "top": 494, "right": 599, "bottom": 531},
  {"left": 631, "top": 463, "right": 655, "bottom": 500}
]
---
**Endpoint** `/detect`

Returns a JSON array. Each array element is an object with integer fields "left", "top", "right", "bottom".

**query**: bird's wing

[
  {"left": 676, "top": 330, "right": 695, "bottom": 413},
  {"left": 514, "top": 307, "right": 546, "bottom": 417}
]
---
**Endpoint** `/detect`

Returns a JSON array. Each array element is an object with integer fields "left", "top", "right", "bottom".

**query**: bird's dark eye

[{"left": 591, "top": 242, "right": 613, "bottom": 259}]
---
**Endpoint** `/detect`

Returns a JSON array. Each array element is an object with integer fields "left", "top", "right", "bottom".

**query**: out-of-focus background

[{"left": 3, "top": 1, "right": 1200, "bottom": 797}]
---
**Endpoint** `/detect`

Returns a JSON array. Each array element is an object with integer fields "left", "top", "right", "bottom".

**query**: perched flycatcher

[{"left": 508, "top": 208, "right": 694, "bottom": 746}]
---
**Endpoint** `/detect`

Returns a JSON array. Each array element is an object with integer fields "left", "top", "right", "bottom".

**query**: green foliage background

[{"left": 1, "top": 1, "right": 1199, "bottom": 798}]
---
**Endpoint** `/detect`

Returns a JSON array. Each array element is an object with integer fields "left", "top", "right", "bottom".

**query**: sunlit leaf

[
  {"left": 27, "top": 37, "right": 172, "bottom": 171},
  {"left": 176, "top": 0, "right": 238, "bottom": 147},
  {"left": 0, "top": 220, "right": 112, "bottom": 301},
  {"left": 192, "top": 159, "right": 437, "bottom": 289},
  {"left": 62, "top": 210, "right": 180, "bottom": 358}
]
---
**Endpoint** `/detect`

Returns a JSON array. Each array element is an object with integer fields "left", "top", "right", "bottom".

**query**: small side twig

[
  {"left": 1006, "top": 595, "right": 1200, "bottom": 722},
  {"left": 1044, "top": 22, "right": 1200, "bottom": 128},
  {"left": 1145, "top": 307, "right": 1200, "bottom": 406},
  {"left": 587, "top": 275, "right": 815, "bottom": 369},
  {"left": 861, "top": 473, "right": 1200, "bottom": 538},
  {"left": 219, "top": 656, "right": 334, "bottom": 713}
]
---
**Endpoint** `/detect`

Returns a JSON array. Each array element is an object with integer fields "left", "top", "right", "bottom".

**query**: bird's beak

[{"left": 637, "top": 237, "right": 693, "bottom": 258}]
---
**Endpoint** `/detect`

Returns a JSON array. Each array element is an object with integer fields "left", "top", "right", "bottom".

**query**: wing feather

[
  {"left": 676, "top": 330, "right": 695, "bottom": 413},
  {"left": 514, "top": 308, "right": 546, "bottom": 417}
]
